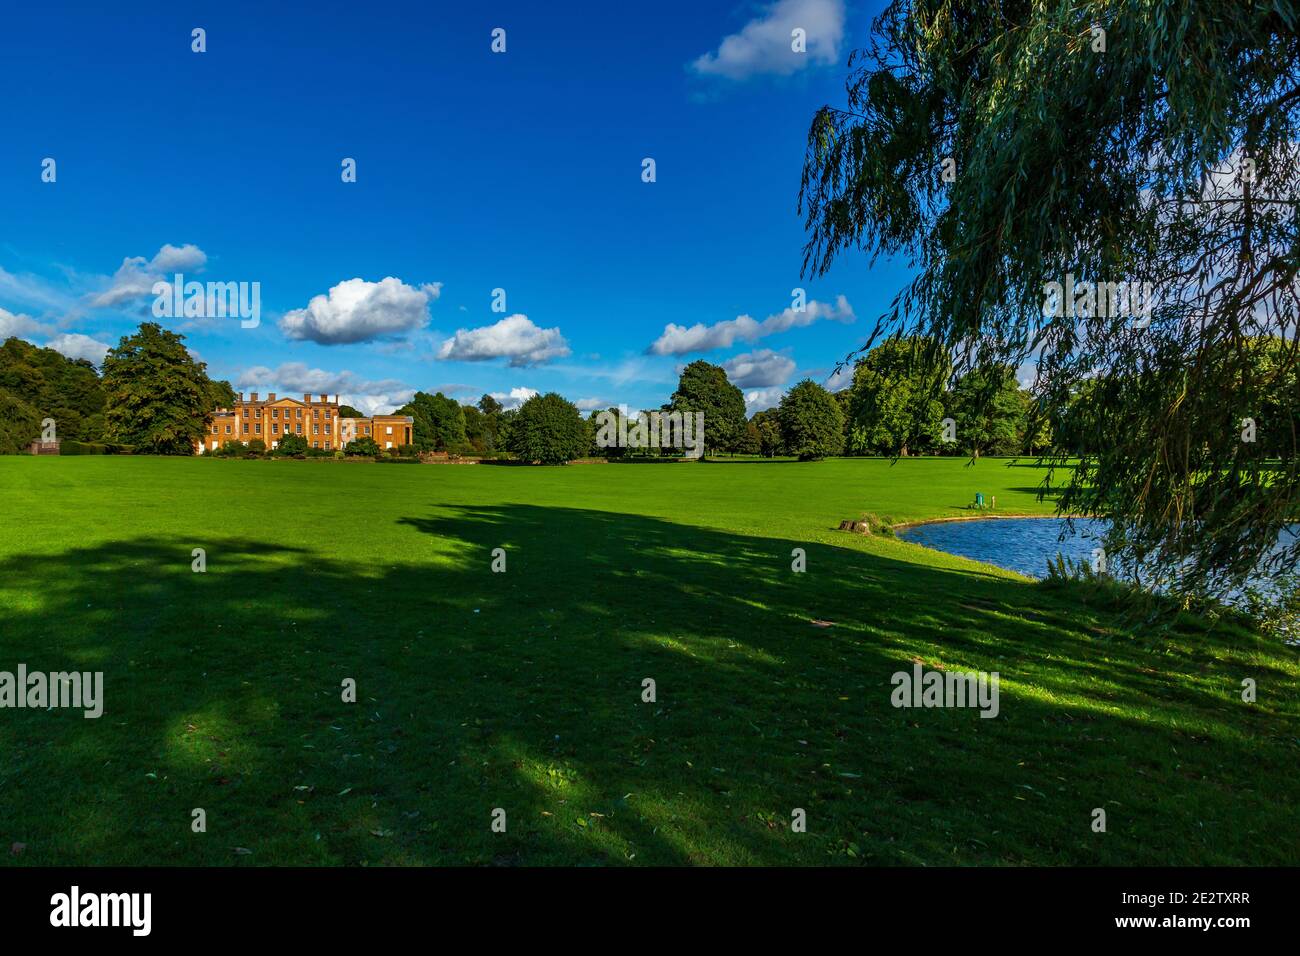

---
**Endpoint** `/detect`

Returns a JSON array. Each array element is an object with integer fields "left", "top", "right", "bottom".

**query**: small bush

[
  {"left": 245, "top": 439, "right": 268, "bottom": 458},
  {"left": 346, "top": 436, "right": 381, "bottom": 457},
  {"left": 274, "top": 433, "right": 308, "bottom": 456}
]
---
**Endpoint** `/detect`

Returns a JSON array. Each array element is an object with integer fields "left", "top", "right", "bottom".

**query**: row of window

[
  {"left": 213, "top": 423, "right": 387, "bottom": 436},
  {"left": 241, "top": 407, "right": 331, "bottom": 420}
]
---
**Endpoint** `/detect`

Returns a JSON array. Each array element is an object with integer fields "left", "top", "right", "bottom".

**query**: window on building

[
  {"left": 325, "top": 441, "right": 331, "bottom": 449},
  {"left": 242, "top": 423, "right": 249, "bottom": 434},
  {"left": 272, "top": 409, "right": 279, "bottom": 419},
  {"left": 386, "top": 426, "right": 393, "bottom": 434},
  {"left": 211, "top": 426, "right": 218, "bottom": 435},
  {"left": 313, "top": 441, "right": 319, "bottom": 449},
  {"left": 272, "top": 423, "right": 279, "bottom": 434},
  {"left": 255, "top": 424, "right": 262, "bottom": 434},
  {"left": 386, "top": 441, "right": 393, "bottom": 449},
  {"left": 242, "top": 408, "right": 248, "bottom": 418},
  {"left": 313, "top": 424, "right": 319, "bottom": 435},
  {"left": 313, "top": 409, "right": 320, "bottom": 419},
  {"left": 324, "top": 424, "right": 331, "bottom": 434},
  {"left": 295, "top": 423, "right": 302, "bottom": 434},
  {"left": 224, "top": 425, "right": 231, "bottom": 434},
  {"left": 364, "top": 426, "right": 370, "bottom": 435},
  {"left": 296, "top": 408, "right": 302, "bottom": 419}
]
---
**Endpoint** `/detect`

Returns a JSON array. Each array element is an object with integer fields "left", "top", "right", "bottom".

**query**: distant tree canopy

[
  {"left": 845, "top": 338, "right": 949, "bottom": 456},
  {"left": 670, "top": 360, "right": 746, "bottom": 455},
  {"left": 800, "top": 1, "right": 1300, "bottom": 597},
  {"left": 508, "top": 392, "right": 588, "bottom": 464},
  {"left": 100, "top": 323, "right": 225, "bottom": 455},
  {"left": 950, "top": 366, "right": 1025, "bottom": 458},
  {"left": 395, "top": 391, "right": 467, "bottom": 452},
  {"left": 749, "top": 408, "right": 786, "bottom": 457},
  {"left": 338, "top": 404, "right": 366, "bottom": 418},
  {"left": 0, "top": 336, "right": 107, "bottom": 447},
  {"left": 274, "top": 432, "right": 308, "bottom": 456},
  {"left": 778, "top": 379, "right": 844, "bottom": 460}
]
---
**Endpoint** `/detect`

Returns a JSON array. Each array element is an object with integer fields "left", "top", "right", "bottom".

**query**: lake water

[
  {"left": 898, "top": 517, "right": 1109, "bottom": 580},
  {"left": 898, "top": 517, "right": 1296, "bottom": 593}
]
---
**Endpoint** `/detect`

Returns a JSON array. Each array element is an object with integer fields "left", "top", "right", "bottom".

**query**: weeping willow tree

[{"left": 800, "top": 0, "right": 1300, "bottom": 603}]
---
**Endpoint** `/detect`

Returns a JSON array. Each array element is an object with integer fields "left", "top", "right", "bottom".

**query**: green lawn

[{"left": 1, "top": 455, "right": 1296, "bottom": 865}]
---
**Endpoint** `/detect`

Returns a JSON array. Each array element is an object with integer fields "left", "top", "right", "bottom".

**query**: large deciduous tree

[
  {"left": 395, "top": 391, "right": 467, "bottom": 452},
  {"left": 670, "top": 360, "right": 746, "bottom": 456},
  {"left": 778, "top": 379, "right": 845, "bottom": 460},
  {"left": 508, "top": 392, "right": 588, "bottom": 464},
  {"left": 100, "top": 323, "right": 223, "bottom": 455},
  {"left": 800, "top": 0, "right": 1300, "bottom": 599},
  {"left": 845, "top": 337, "right": 949, "bottom": 455}
]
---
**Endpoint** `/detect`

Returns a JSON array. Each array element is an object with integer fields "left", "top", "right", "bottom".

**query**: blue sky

[{"left": 0, "top": 0, "right": 905, "bottom": 415}]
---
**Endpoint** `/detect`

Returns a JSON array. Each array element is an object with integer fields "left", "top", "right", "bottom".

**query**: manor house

[{"left": 196, "top": 392, "right": 413, "bottom": 454}]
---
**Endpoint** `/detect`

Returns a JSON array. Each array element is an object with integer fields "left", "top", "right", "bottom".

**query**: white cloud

[
  {"left": 437, "top": 314, "right": 571, "bottom": 367},
  {"left": 488, "top": 386, "right": 539, "bottom": 410},
  {"left": 574, "top": 397, "right": 607, "bottom": 411},
  {"left": 45, "top": 333, "right": 112, "bottom": 365},
  {"left": 0, "top": 307, "right": 52, "bottom": 339},
  {"left": 649, "top": 295, "right": 853, "bottom": 355},
  {"left": 723, "top": 348, "right": 796, "bottom": 387},
  {"left": 824, "top": 365, "right": 853, "bottom": 392},
  {"left": 744, "top": 386, "right": 786, "bottom": 415},
  {"left": 280, "top": 277, "right": 440, "bottom": 345},
  {"left": 89, "top": 244, "right": 208, "bottom": 307},
  {"left": 691, "top": 0, "right": 845, "bottom": 81},
  {"left": 235, "top": 362, "right": 415, "bottom": 415}
]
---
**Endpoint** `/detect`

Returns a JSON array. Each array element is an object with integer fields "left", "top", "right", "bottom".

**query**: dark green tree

[
  {"left": 0, "top": 388, "right": 41, "bottom": 454},
  {"left": 100, "top": 323, "right": 222, "bottom": 455},
  {"left": 950, "top": 366, "right": 1025, "bottom": 457},
  {"left": 508, "top": 392, "right": 588, "bottom": 464},
  {"left": 0, "top": 337, "right": 107, "bottom": 443},
  {"left": 395, "top": 391, "right": 467, "bottom": 451},
  {"left": 670, "top": 360, "right": 746, "bottom": 456},
  {"left": 750, "top": 408, "right": 786, "bottom": 457},
  {"left": 778, "top": 379, "right": 845, "bottom": 460},
  {"left": 845, "top": 338, "right": 949, "bottom": 455}
]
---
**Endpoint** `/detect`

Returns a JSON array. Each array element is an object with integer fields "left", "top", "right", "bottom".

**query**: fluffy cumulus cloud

[
  {"left": 691, "top": 0, "right": 845, "bottom": 81},
  {"left": 744, "top": 386, "right": 786, "bottom": 415},
  {"left": 488, "top": 386, "right": 539, "bottom": 410},
  {"left": 574, "top": 397, "right": 607, "bottom": 411},
  {"left": 280, "top": 277, "right": 441, "bottom": 345},
  {"left": 89, "top": 244, "right": 208, "bottom": 308},
  {"left": 437, "top": 314, "right": 571, "bottom": 367},
  {"left": 0, "top": 306, "right": 52, "bottom": 339},
  {"left": 235, "top": 362, "right": 415, "bottom": 415},
  {"left": 722, "top": 348, "right": 796, "bottom": 388},
  {"left": 45, "top": 333, "right": 112, "bottom": 365},
  {"left": 649, "top": 295, "right": 853, "bottom": 356}
]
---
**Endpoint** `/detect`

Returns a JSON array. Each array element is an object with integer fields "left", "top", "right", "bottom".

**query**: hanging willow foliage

[{"left": 800, "top": 0, "right": 1300, "bottom": 602}]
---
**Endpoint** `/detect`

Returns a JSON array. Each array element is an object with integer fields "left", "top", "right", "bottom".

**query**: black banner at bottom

[{"left": 0, "top": 866, "right": 1277, "bottom": 939}]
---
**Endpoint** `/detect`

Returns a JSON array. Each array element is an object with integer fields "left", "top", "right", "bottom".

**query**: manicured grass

[{"left": 1, "top": 455, "right": 1296, "bottom": 865}]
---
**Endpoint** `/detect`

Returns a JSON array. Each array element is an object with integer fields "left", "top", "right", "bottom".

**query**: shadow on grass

[{"left": 0, "top": 504, "right": 1297, "bottom": 866}]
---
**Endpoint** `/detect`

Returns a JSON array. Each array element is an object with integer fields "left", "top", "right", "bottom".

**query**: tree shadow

[{"left": 1, "top": 503, "right": 1297, "bottom": 865}]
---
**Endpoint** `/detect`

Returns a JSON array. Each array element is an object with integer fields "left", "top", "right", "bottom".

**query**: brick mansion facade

[{"left": 196, "top": 392, "right": 413, "bottom": 454}]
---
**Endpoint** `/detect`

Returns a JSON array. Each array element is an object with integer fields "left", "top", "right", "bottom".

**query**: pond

[
  {"left": 898, "top": 517, "right": 1108, "bottom": 580},
  {"left": 898, "top": 516, "right": 1297, "bottom": 606}
]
